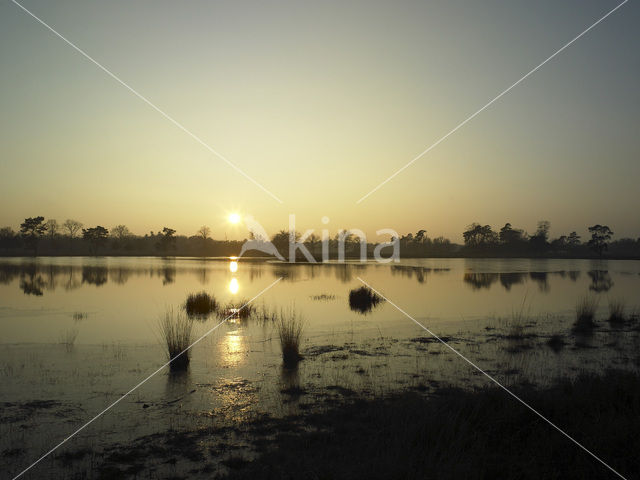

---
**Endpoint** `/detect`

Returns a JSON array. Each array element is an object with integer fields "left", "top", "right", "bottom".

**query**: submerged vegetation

[
  {"left": 59, "top": 327, "right": 79, "bottom": 352},
  {"left": 275, "top": 308, "right": 304, "bottom": 368},
  {"left": 158, "top": 308, "right": 194, "bottom": 371},
  {"left": 184, "top": 291, "right": 218, "bottom": 318},
  {"left": 348, "top": 286, "right": 383, "bottom": 314}
]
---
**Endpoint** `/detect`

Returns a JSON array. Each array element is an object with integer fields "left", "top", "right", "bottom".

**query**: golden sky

[{"left": 1, "top": 0, "right": 638, "bottom": 241}]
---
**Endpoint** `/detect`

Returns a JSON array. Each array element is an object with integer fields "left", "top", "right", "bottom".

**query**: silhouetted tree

[
  {"left": 463, "top": 223, "right": 498, "bottom": 248},
  {"left": 499, "top": 223, "right": 526, "bottom": 246},
  {"left": 0, "top": 227, "right": 20, "bottom": 252},
  {"left": 529, "top": 220, "right": 551, "bottom": 252},
  {"left": 20, "top": 216, "right": 46, "bottom": 255},
  {"left": 197, "top": 226, "right": 211, "bottom": 240},
  {"left": 156, "top": 227, "right": 176, "bottom": 254},
  {"left": 271, "top": 230, "right": 290, "bottom": 257},
  {"left": 82, "top": 226, "right": 109, "bottom": 255},
  {"left": 588, "top": 225, "right": 613, "bottom": 257},
  {"left": 111, "top": 225, "right": 131, "bottom": 240},
  {"left": 111, "top": 225, "right": 131, "bottom": 250},
  {"left": 62, "top": 219, "right": 83, "bottom": 246},
  {"left": 45, "top": 219, "right": 58, "bottom": 239},
  {"left": 567, "top": 231, "right": 581, "bottom": 246},
  {"left": 196, "top": 225, "right": 211, "bottom": 256}
]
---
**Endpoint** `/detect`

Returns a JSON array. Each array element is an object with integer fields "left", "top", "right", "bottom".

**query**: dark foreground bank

[
  {"left": 221, "top": 370, "right": 639, "bottom": 480},
  {"left": 83, "top": 370, "right": 640, "bottom": 479}
]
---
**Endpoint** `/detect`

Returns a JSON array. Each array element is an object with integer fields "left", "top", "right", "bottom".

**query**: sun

[{"left": 228, "top": 213, "right": 241, "bottom": 224}]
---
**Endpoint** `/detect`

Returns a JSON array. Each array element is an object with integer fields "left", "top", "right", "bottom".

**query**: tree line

[{"left": 0, "top": 216, "right": 638, "bottom": 258}]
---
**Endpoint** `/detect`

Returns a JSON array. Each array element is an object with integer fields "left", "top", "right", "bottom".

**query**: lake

[{"left": 1, "top": 256, "right": 639, "bottom": 478}]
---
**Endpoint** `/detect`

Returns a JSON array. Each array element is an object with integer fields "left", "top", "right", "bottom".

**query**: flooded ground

[{"left": 1, "top": 257, "right": 639, "bottom": 478}]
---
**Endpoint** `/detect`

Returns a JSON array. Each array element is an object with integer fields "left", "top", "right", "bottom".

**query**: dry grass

[
  {"left": 608, "top": 298, "right": 626, "bottom": 324},
  {"left": 159, "top": 307, "right": 194, "bottom": 371},
  {"left": 275, "top": 308, "right": 304, "bottom": 368},
  {"left": 184, "top": 291, "right": 218, "bottom": 318},
  {"left": 573, "top": 296, "right": 599, "bottom": 334}
]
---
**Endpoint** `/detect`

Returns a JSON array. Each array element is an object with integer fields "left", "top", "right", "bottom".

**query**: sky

[{"left": 1, "top": 0, "right": 638, "bottom": 242}]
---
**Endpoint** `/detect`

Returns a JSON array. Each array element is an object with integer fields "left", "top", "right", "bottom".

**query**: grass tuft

[
  {"left": 348, "top": 287, "right": 383, "bottom": 314},
  {"left": 573, "top": 296, "right": 598, "bottom": 334},
  {"left": 159, "top": 307, "right": 194, "bottom": 371},
  {"left": 184, "top": 291, "right": 218, "bottom": 318},
  {"left": 608, "top": 298, "right": 626, "bottom": 324},
  {"left": 275, "top": 308, "right": 304, "bottom": 368},
  {"left": 218, "top": 299, "right": 255, "bottom": 321}
]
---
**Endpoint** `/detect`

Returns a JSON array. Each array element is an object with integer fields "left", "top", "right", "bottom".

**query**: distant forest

[{"left": 1, "top": 217, "right": 639, "bottom": 259}]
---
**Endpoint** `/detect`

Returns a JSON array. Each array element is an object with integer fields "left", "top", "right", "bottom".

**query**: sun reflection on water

[
  {"left": 229, "top": 277, "right": 239, "bottom": 294},
  {"left": 221, "top": 331, "right": 246, "bottom": 368}
]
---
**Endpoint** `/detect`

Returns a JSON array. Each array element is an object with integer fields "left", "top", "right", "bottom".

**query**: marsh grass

[
  {"left": 159, "top": 308, "right": 194, "bottom": 371},
  {"left": 573, "top": 296, "right": 599, "bottom": 334},
  {"left": 348, "top": 286, "right": 383, "bottom": 314},
  {"left": 608, "top": 298, "right": 626, "bottom": 324},
  {"left": 252, "top": 303, "right": 278, "bottom": 324},
  {"left": 218, "top": 299, "right": 255, "bottom": 321},
  {"left": 505, "top": 296, "right": 531, "bottom": 340},
  {"left": 310, "top": 293, "right": 336, "bottom": 301},
  {"left": 276, "top": 308, "right": 304, "bottom": 368},
  {"left": 59, "top": 327, "right": 79, "bottom": 352},
  {"left": 72, "top": 312, "right": 87, "bottom": 321},
  {"left": 184, "top": 291, "right": 218, "bottom": 318}
]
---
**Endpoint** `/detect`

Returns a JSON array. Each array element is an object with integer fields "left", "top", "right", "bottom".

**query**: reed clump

[
  {"left": 348, "top": 286, "right": 383, "bottom": 314},
  {"left": 159, "top": 308, "right": 194, "bottom": 371},
  {"left": 184, "top": 291, "right": 218, "bottom": 318},
  {"left": 608, "top": 298, "right": 626, "bottom": 324},
  {"left": 573, "top": 296, "right": 599, "bottom": 334},
  {"left": 218, "top": 299, "right": 255, "bottom": 321},
  {"left": 276, "top": 308, "right": 304, "bottom": 368}
]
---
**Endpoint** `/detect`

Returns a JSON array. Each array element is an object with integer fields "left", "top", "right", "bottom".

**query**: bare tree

[
  {"left": 63, "top": 219, "right": 83, "bottom": 238},
  {"left": 45, "top": 219, "right": 59, "bottom": 239},
  {"left": 197, "top": 225, "right": 211, "bottom": 240},
  {"left": 111, "top": 225, "right": 132, "bottom": 240}
]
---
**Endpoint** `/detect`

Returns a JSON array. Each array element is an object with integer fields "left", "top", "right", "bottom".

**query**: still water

[
  {"left": 1, "top": 256, "right": 639, "bottom": 478},
  {"left": 1, "top": 256, "right": 638, "bottom": 345}
]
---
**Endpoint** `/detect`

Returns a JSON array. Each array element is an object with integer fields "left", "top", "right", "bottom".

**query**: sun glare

[{"left": 228, "top": 213, "right": 241, "bottom": 224}]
